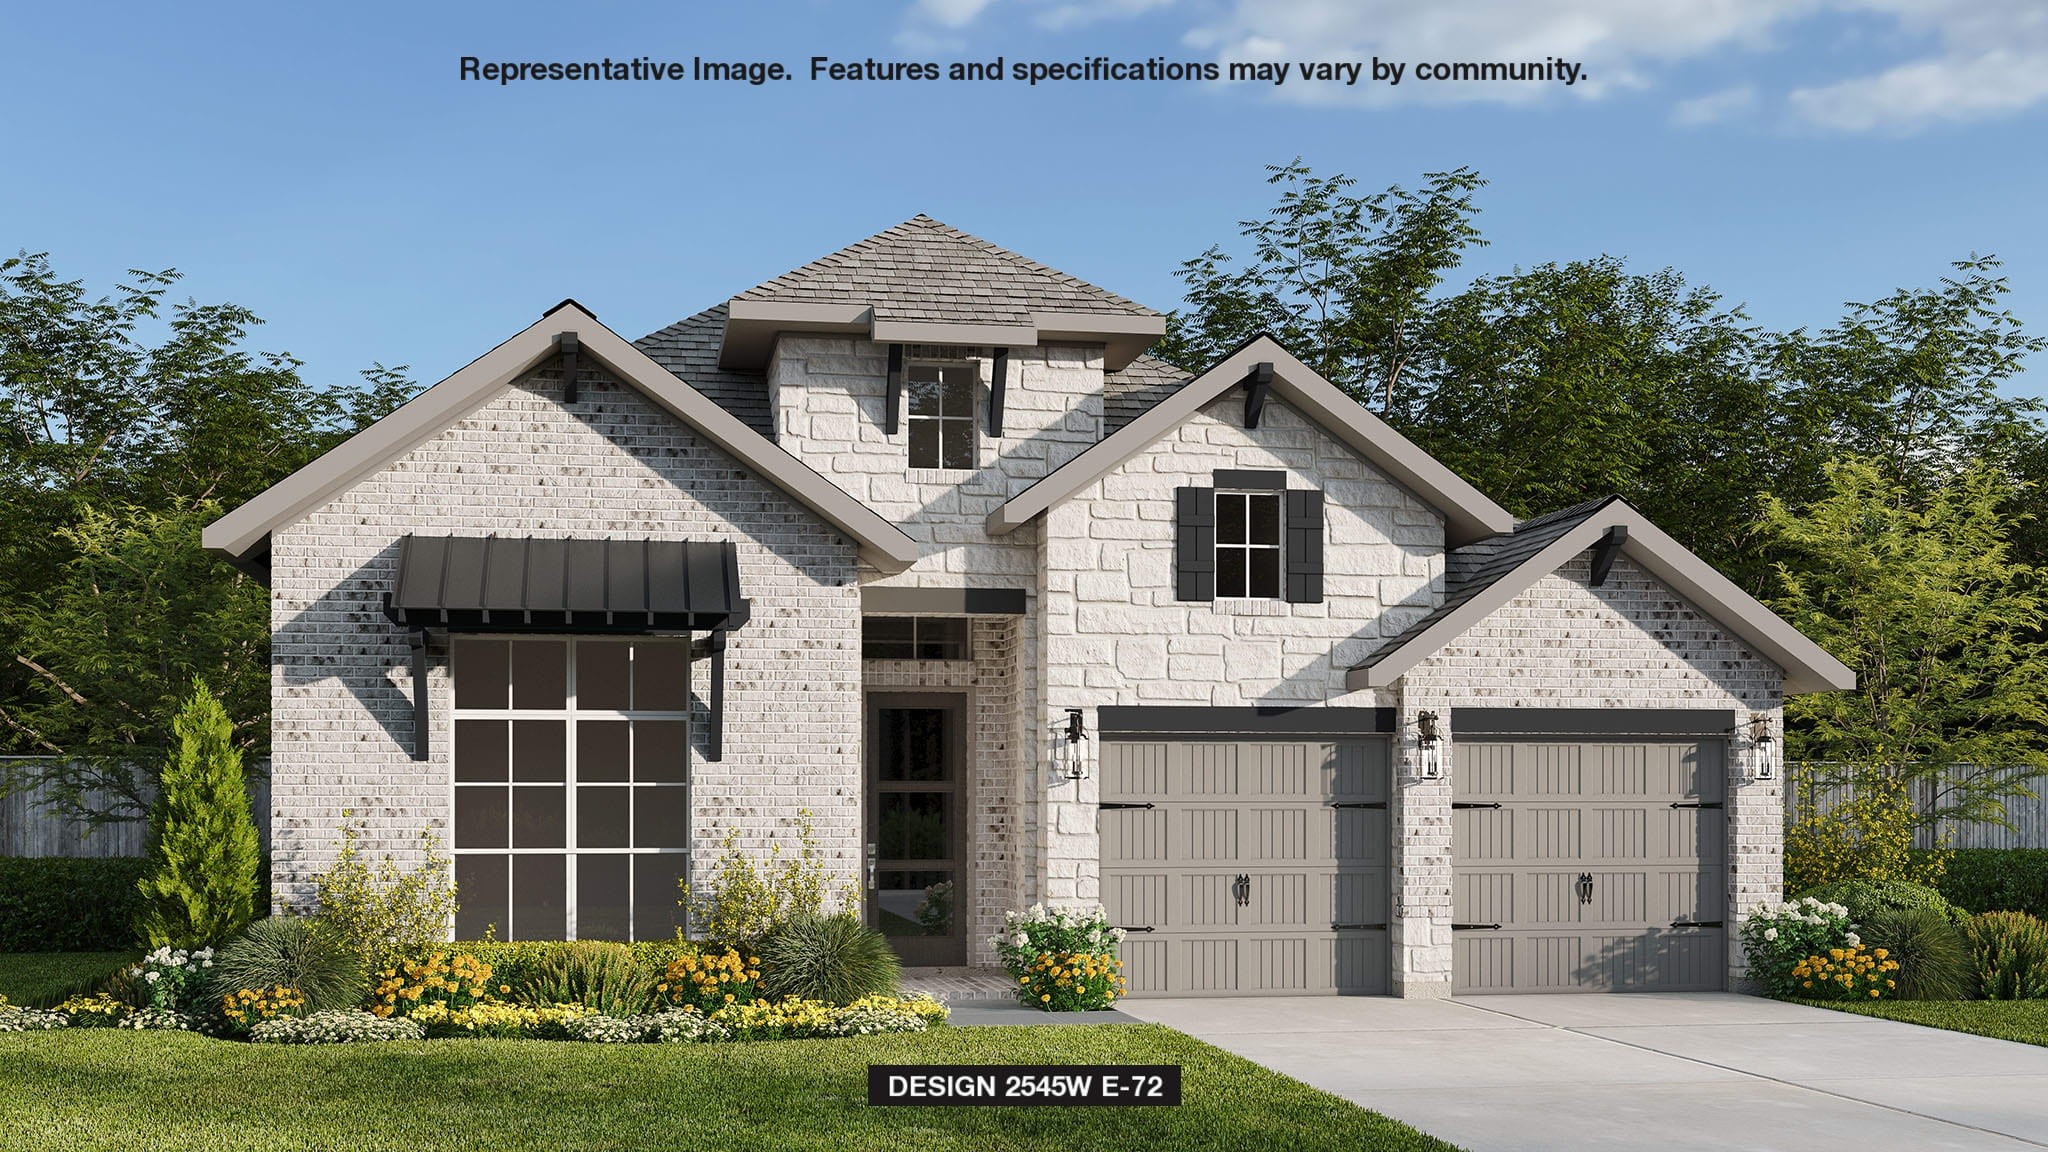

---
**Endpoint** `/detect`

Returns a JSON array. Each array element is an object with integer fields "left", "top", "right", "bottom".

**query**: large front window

[{"left": 451, "top": 636, "right": 689, "bottom": 941}]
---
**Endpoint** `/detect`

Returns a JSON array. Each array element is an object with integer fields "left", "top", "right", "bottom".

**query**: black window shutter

[
  {"left": 1286, "top": 489, "right": 1325, "bottom": 603},
  {"left": 1175, "top": 486, "right": 1215, "bottom": 602}
]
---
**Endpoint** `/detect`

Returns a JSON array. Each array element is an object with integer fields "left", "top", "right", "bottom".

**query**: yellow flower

[{"left": 1041, "top": 994, "right": 1051, "bottom": 1003}]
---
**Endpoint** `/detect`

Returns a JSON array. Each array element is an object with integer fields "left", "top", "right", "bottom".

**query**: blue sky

[{"left": 4, "top": 0, "right": 2044, "bottom": 401}]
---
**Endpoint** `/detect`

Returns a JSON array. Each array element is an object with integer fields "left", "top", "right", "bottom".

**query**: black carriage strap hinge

[
  {"left": 1331, "top": 922, "right": 1388, "bottom": 932},
  {"left": 1097, "top": 801, "right": 1156, "bottom": 810},
  {"left": 1114, "top": 926, "right": 1155, "bottom": 934},
  {"left": 1671, "top": 919, "right": 1725, "bottom": 930},
  {"left": 1452, "top": 802, "right": 1502, "bottom": 810},
  {"left": 1327, "top": 801, "right": 1387, "bottom": 810},
  {"left": 1451, "top": 923, "right": 1502, "bottom": 931},
  {"left": 1669, "top": 801, "right": 1724, "bottom": 809}
]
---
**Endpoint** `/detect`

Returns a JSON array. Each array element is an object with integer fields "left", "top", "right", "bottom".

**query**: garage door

[
  {"left": 1099, "top": 736, "right": 1389, "bottom": 996},
  {"left": 1453, "top": 737, "right": 1726, "bottom": 993}
]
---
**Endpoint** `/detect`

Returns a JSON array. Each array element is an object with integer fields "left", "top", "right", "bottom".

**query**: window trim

[
  {"left": 1214, "top": 489, "right": 1285, "bottom": 600},
  {"left": 902, "top": 360, "right": 977, "bottom": 471},
  {"left": 861, "top": 615, "right": 971, "bottom": 662},
  {"left": 450, "top": 635, "right": 690, "bottom": 942}
]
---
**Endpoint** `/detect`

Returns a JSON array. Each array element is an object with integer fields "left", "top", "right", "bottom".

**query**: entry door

[{"left": 866, "top": 694, "right": 967, "bottom": 966}]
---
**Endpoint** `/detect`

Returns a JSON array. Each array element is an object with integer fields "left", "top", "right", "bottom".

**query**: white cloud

[{"left": 901, "top": 0, "right": 2048, "bottom": 131}]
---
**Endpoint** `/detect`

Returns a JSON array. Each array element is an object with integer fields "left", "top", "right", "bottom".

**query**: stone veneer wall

[
  {"left": 267, "top": 362, "right": 863, "bottom": 920},
  {"left": 1037, "top": 394, "right": 1443, "bottom": 903},
  {"left": 1394, "top": 553, "right": 1784, "bottom": 997}
]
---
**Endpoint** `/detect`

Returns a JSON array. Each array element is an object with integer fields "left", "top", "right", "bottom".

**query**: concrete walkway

[{"left": 1119, "top": 993, "right": 2048, "bottom": 1151}]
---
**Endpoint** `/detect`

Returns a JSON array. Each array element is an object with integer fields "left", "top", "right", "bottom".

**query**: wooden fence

[
  {"left": 0, "top": 760, "right": 270, "bottom": 858},
  {"left": 1785, "top": 763, "right": 2048, "bottom": 850}
]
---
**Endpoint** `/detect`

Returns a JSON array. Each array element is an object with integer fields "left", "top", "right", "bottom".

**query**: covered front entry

[
  {"left": 1098, "top": 708, "right": 1392, "bottom": 996},
  {"left": 865, "top": 693, "right": 968, "bottom": 966},
  {"left": 1451, "top": 713, "right": 1729, "bottom": 994}
]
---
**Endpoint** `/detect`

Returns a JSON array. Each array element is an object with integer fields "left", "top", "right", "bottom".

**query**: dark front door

[{"left": 866, "top": 694, "right": 967, "bottom": 966}]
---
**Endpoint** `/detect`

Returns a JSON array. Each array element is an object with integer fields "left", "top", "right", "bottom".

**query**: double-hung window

[
  {"left": 1215, "top": 490, "right": 1283, "bottom": 599},
  {"left": 906, "top": 362, "right": 974, "bottom": 470}
]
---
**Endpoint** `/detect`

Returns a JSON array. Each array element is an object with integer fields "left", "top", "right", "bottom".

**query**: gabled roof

[
  {"left": 986, "top": 334, "right": 1518, "bottom": 546},
  {"left": 1347, "top": 496, "right": 1856, "bottom": 695},
  {"left": 202, "top": 301, "right": 920, "bottom": 575},
  {"left": 716, "top": 216, "right": 1166, "bottom": 372},
  {"left": 1103, "top": 353, "right": 1192, "bottom": 433},
  {"left": 634, "top": 302, "right": 772, "bottom": 436}
]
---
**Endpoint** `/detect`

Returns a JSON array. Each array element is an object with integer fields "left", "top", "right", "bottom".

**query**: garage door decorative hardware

[
  {"left": 1451, "top": 801, "right": 1501, "bottom": 810},
  {"left": 1576, "top": 873, "right": 1595, "bottom": 905},
  {"left": 1670, "top": 919, "right": 1724, "bottom": 929},
  {"left": 1097, "top": 801, "right": 1156, "bottom": 810},
  {"left": 1668, "top": 800, "right": 1724, "bottom": 809},
  {"left": 1452, "top": 922, "right": 1501, "bottom": 931},
  {"left": 1331, "top": 922, "right": 1388, "bottom": 931},
  {"left": 1231, "top": 874, "right": 1252, "bottom": 907},
  {"left": 1114, "top": 925, "right": 1155, "bottom": 933},
  {"left": 1326, "top": 801, "right": 1387, "bottom": 810}
]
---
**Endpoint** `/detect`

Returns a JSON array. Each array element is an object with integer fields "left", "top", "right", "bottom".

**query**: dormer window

[{"left": 906, "top": 362, "right": 974, "bottom": 470}]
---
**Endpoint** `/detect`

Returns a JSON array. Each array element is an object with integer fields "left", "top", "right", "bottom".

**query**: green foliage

[
  {"left": 1860, "top": 905, "right": 1975, "bottom": 1000},
  {"left": 758, "top": 913, "right": 900, "bottom": 1004},
  {"left": 1784, "top": 769, "right": 1949, "bottom": 893},
  {"left": 0, "top": 251, "right": 415, "bottom": 822},
  {"left": 1799, "top": 879, "right": 1962, "bottom": 927},
  {"left": 1740, "top": 896, "right": 1858, "bottom": 999},
  {"left": 309, "top": 812, "right": 457, "bottom": 974},
  {"left": 1961, "top": 911, "right": 2048, "bottom": 1000},
  {"left": 0, "top": 951, "right": 132, "bottom": 1009},
  {"left": 1763, "top": 458, "right": 2048, "bottom": 828},
  {"left": 1930, "top": 849, "right": 2048, "bottom": 918},
  {"left": 134, "top": 682, "right": 260, "bottom": 949},
  {"left": 454, "top": 939, "right": 687, "bottom": 997},
  {"left": 684, "top": 810, "right": 846, "bottom": 947},
  {"left": 0, "top": 857, "right": 147, "bottom": 951},
  {"left": 512, "top": 940, "right": 658, "bottom": 1017},
  {"left": 211, "top": 917, "right": 365, "bottom": 1012}
]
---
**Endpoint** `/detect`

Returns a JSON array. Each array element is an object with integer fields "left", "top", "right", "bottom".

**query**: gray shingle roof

[
  {"left": 1103, "top": 353, "right": 1193, "bottom": 432},
  {"left": 1358, "top": 495, "right": 1622, "bottom": 669},
  {"left": 634, "top": 302, "right": 773, "bottom": 436},
  {"left": 732, "top": 215, "right": 1158, "bottom": 325}
]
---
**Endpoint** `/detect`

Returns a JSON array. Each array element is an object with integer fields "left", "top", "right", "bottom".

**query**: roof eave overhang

[
  {"left": 204, "top": 302, "right": 920, "bottom": 575},
  {"left": 717, "top": 300, "right": 1166, "bottom": 372},
  {"left": 1345, "top": 503, "right": 1857, "bottom": 696},
  {"left": 986, "top": 335, "right": 1516, "bottom": 545}
]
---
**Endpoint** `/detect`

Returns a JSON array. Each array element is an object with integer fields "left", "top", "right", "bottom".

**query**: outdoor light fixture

[
  {"left": 1746, "top": 711, "right": 1778, "bottom": 782},
  {"left": 1049, "top": 707, "right": 1089, "bottom": 784},
  {"left": 1415, "top": 710, "right": 1444, "bottom": 780}
]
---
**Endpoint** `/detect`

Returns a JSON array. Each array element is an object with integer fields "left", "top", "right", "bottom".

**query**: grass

[
  {"left": 1799, "top": 998, "right": 2048, "bottom": 1047},
  {"left": 0, "top": 952, "right": 132, "bottom": 1007},
  {"left": 0, "top": 1025, "right": 1456, "bottom": 1152}
]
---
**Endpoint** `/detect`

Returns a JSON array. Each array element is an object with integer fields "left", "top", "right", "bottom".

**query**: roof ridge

[
  {"left": 1511, "top": 493, "right": 1623, "bottom": 534},
  {"left": 909, "top": 215, "right": 1156, "bottom": 315}
]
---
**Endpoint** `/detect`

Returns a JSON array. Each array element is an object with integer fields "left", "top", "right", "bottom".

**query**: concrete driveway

[{"left": 1118, "top": 993, "right": 2048, "bottom": 1151}]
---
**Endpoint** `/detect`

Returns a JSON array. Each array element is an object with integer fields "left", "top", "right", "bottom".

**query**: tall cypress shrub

[{"left": 135, "top": 681, "right": 261, "bottom": 948}]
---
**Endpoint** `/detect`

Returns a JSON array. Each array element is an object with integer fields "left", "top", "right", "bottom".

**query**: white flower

[
  {"left": 1845, "top": 932, "right": 1861, "bottom": 948},
  {"left": 201, "top": 959, "right": 213, "bottom": 968},
  {"left": 1763, "top": 928, "right": 1778, "bottom": 941},
  {"left": 144, "top": 971, "right": 161, "bottom": 984},
  {"left": 1010, "top": 933, "right": 1029, "bottom": 948}
]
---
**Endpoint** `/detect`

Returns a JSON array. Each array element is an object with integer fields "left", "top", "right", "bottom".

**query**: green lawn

[
  {"left": 1800, "top": 998, "right": 2048, "bottom": 1047},
  {"left": 0, "top": 1025, "right": 1456, "bottom": 1152},
  {"left": 0, "top": 952, "right": 131, "bottom": 1007}
]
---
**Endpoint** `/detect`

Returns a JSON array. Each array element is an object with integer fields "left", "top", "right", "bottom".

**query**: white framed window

[
  {"left": 1216, "top": 490, "right": 1283, "bottom": 599},
  {"left": 905, "top": 362, "right": 975, "bottom": 470},
  {"left": 450, "top": 636, "right": 689, "bottom": 942}
]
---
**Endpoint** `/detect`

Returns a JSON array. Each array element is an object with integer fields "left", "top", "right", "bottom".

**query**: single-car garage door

[
  {"left": 1453, "top": 736, "right": 1726, "bottom": 993},
  {"left": 1099, "top": 732, "right": 1390, "bottom": 996}
]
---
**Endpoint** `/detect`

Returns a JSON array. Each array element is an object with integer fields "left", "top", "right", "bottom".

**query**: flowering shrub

[
  {"left": 991, "top": 904, "right": 1126, "bottom": 979},
  {"left": 120, "top": 1008, "right": 207, "bottom": 1032},
  {"left": 562, "top": 995, "right": 944, "bottom": 1044},
  {"left": 0, "top": 1005, "right": 68, "bottom": 1032},
  {"left": 1741, "top": 896, "right": 1858, "bottom": 998},
  {"left": 220, "top": 985, "right": 307, "bottom": 1032},
  {"left": 1791, "top": 944, "right": 1900, "bottom": 1000},
  {"left": 408, "top": 1001, "right": 593, "bottom": 1039},
  {"left": 834, "top": 994, "right": 941, "bottom": 1036},
  {"left": 124, "top": 946, "right": 216, "bottom": 1014},
  {"left": 654, "top": 946, "right": 761, "bottom": 1013},
  {"left": 55, "top": 993, "right": 131, "bottom": 1027},
  {"left": 250, "top": 1009, "right": 426, "bottom": 1044},
  {"left": 1016, "top": 951, "right": 1125, "bottom": 1011},
  {"left": 370, "top": 951, "right": 496, "bottom": 1018}
]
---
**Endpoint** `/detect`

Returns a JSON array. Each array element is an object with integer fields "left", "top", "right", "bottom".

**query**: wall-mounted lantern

[
  {"left": 1746, "top": 711, "right": 1777, "bottom": 782},
  {"left": 1049, "top": 707, "right": 1089, "bottom": 784},
  {"left": 1416, "top": 710, "right": 1444, "bottom": 780}
]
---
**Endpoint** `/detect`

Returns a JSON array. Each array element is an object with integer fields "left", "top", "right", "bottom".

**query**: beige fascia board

[
  {"left": 1346, "top": 502, "right": 1856, "bottom": 695},
  {"left": 1034, "top": 311, "right": 1167, "bottom": 371},
  {"left": 869, "top": 319, "right": 1039, "bottom": 347},
  {"left": 204, "top": 302, "right": 921, "bottom": 574},
  {"left": 718, "top": 300, "right": 872, "bottom": 370},
  {"left": 986, "top": 335, "right": 1516, "bottom": 542}
]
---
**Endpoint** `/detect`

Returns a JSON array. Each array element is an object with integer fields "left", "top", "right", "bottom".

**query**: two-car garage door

[{"left": 1099, "top": 733, "right": 1390, "bottom": 996}]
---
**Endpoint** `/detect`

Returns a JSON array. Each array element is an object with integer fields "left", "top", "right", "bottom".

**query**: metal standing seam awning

[{"left": 382, "top": 536, "right": 752, "bottom": 763}]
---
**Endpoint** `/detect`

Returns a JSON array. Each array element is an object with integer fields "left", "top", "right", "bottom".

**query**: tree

[
  {"left": 1761, "top": 457, "right": 2048, "bottom": 828},
  {"left": 135, "top": 681, "right": 262, "bottom": 949}
]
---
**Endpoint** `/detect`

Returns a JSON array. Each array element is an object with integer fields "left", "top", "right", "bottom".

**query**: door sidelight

[
  {"left": 1232, "top": 874, "right": 1251, "bottom": 908},
  {"left": 1576, "top": 873, "right": 1594, "bottom": 906}
]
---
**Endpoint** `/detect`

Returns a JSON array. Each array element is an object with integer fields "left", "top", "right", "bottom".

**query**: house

[{"left": 203, "top": 216, "right": 1853, "bottom": 997}]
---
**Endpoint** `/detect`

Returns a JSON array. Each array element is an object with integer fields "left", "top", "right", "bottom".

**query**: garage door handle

[
  {"left": 1331, "top": 922, "right": 1387, "bottom": 931},
  {"left": 1451, "top": 923, "right": 1501, "bottom": 931},
  {"left": 1669, "top": 801, "right": 1724, "bottom": 809},
  {"left": 1671, "top": 919, "right": 1724, "bottom": 929},
  {"left": 1451, "top": 802, "right": 1501, "bottom": 810},
  {"left": 1098, "top": 802, "right": 1155, "bottom": 810}
]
